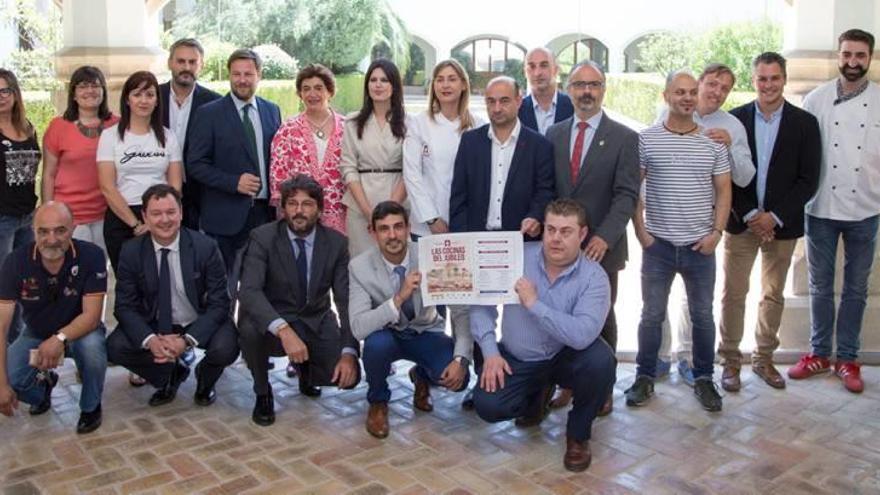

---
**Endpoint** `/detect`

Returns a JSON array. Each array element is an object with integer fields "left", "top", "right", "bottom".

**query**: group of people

[{"left": 0, "top": 27, "right": 876, "bottom": 473}]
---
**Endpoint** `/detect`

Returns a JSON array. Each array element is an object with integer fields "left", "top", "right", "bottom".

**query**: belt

[{"left": 360, "top": 168, "right": 402, "bottom": 173}]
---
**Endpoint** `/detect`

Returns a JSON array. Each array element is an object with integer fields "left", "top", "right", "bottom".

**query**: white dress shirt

[
  {"left": 167, "top": 84, "right": 194, "bottom": 154},
  {"left": 231, "top": 93, "right": 268, "bottom": 199},
  {"left": 569, "top": 111, "right": 604, "bottom": 168},
  {"left": 141, "top": 233, "right": 199, "bottom": 348},
  {"left": 532, "top": 91, "right": 558, "bottom": 136},
  {"left": 486, "top": 120, "right": 521, "bottom": 230},
  {"left": 804, "top": 79, "right": 880, "bottom": 221}
]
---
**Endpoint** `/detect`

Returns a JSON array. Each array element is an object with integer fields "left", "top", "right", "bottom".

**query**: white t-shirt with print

[{"left": 97, "top": 127, "right": 181, "bottom": 205}]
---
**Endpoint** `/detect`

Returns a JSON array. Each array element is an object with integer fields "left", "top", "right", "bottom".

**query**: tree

[
  {"left": 636, "top": 31, "right": 692, "bottom": 79},
  {"left": 0, "top": 0, "right": 62, "bottom": 91}
]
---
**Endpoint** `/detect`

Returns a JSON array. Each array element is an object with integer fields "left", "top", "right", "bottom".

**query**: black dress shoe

[
  {"left": 193, "top": 363, "right": 217, "bottom": 406},
  {"left": 461, "top": 387, "right": 475, "bottom": 410},
  {"left": 76, "top": 404, "right": 102, "bottom": 434},
  {"left": 252, "top": 394, "right": 275, "bottom": 426},
  {"left": 149, "top": 364, "right": 190, "bottom": 407},
  {"left": 29, "top": 371, "right": 58, "bottom": 416},
  {"left": 298, "top": 364, "right": 321, "bottom": 397}
]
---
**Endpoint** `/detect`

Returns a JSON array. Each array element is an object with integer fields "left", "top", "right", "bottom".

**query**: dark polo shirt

[{"left": 0, "top": 239, "right": 106, "bottom": 339}]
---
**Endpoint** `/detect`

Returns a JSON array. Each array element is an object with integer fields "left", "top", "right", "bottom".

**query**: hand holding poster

[{"left": 418, "top": 231, "right": 523, "bottom": 306}]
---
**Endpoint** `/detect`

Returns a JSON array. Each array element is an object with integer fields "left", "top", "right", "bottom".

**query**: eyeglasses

[
  {"left": 0, "top": 88, "right": 14, "bottom": 97},
  {"left": 568, "top": 80, "right": 605, "bottom": 90},
  {"left": 75, "top": 82, "right": 102, "bottom": 91}
]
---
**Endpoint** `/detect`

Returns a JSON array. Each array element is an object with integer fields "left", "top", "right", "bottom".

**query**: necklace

[
  {"left": 75, "top": 119, "right": 103, "bottom": 139},
  {"left": 306, "top": 110, "right": 333, "bottom": 139},
  {"left": 662, "top": 122, "right": 699, "bottom": 136}
]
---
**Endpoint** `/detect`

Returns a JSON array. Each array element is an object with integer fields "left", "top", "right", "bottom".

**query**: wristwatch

[
  {"left": 426, "top": 217, "right": 439, "bottom": 226},
  {"left": 55, "top": 332, "right": 68, "bottom": 343},
  {"left": 454, "top": 355, "right": 470, "bottom": 368}
]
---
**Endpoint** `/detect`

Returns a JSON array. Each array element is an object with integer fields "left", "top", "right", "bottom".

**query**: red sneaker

[
  {"left": 834, "top": 361, "right": 864, "bottom": 393},
  {"left": 787, "top": 354, "right": 831, "bottom": 379}
]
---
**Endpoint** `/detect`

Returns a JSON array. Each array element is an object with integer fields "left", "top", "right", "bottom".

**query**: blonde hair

[{"left": 428, "top": 59, "right": 475, "bottom": 133}]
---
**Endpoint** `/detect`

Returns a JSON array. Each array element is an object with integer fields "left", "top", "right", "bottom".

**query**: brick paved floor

[{"left": 2, "top": 358, "right": 879, "bottom": 494}]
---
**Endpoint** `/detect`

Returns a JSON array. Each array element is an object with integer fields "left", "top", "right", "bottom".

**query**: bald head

[
  {"left": 485, "top": 76, "right": 522, "bottom": 129},
  {"left": 486, "top": 75, "right": 519, "bottom": 95},
  {"left": 663, "top": 70, "right": 698, "bottom": 119},
  {"left": 665, "top": 69, "right": 696, "bottom": 90},
  {"left": 33, "top": 202, "right": 74, "bottom": 262},
  {"left": 525, "top": 47, "right": 559, "bottom": 95}
]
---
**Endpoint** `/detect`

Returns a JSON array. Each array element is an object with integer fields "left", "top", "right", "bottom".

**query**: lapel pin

[{"left": 599, "top": 140, "right": 605, "bottom": 147}]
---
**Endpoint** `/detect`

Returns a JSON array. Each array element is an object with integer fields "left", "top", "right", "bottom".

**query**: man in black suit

[
  {"left": 238, "top": 174, "right": 360, "bottom": 426},
  {"left": 545, "top": 61, "right": 640, "bottom": 414},
  {"left": 107, "top": 185, "right": 239, "bottom": 407},
  {"left": 187, "top": 49, "right": 282, "bottom": 274},
  {"left": 519, "top": 47, "right": 574, "bottom": 135},
  {"left": 718, "top": 52, "right": 821, "bottom": 392},
  {"left": 160, "top": 38, "right": 221, "bottom": 231}
]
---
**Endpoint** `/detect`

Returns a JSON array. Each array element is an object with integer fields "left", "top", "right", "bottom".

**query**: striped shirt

[{"left": 639, "top": 123, "right": 730, "bottom": 245}]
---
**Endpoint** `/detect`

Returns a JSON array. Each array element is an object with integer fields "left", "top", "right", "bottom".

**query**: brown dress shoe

[
  {"left": 752, "top": 362, "right": 786, "bottom": 389},
  {"left": 409, "top": 367, "right": 433, "bottom": 412},
  {"left": 366, "top": 402, "right": 389, "bottom": 438},
  {"left": 563, "top": 437, "right": 592, "bottom": 472},
  {"left": 549, "top": 387, "right": 572, "bottom": 409},
  {"left": 597, "top": 394, "right": 613, "bottom": 417},
  {"left": 721, "top": 365, "right": 741, "bottom": 392}
]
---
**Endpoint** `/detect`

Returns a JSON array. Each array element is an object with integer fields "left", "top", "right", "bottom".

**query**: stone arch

[
  {"left": 450, "top": 34, "right": 529, "bottom": 90},
  {"left": 408, "top": 34, "right": 437, "bottom": 87},
  {"left": 545, "top": 33, "right": 610, "bottom": 75},
  {"left": 623, "top": 30, "right": 668, "bottom": 72}
]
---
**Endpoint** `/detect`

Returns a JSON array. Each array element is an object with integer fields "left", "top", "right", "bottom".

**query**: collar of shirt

[
  {"left": 231, "top": 92, "right": 258, "bottom": 114},
  {"left": 574, "top": 110, "right": 603, "bottom": 131},
  {"left": 753, "top": 101, "right": 783, "bottom": 123},
  {"left": 487, "top": 119, "right": 521, "bottom": 147},
  {"left": 835, "top": 78, "right": 870, "bottom": 105},
  {"left": 382, "top": 250, "right": 411, "bottom": 276},
  {"left": 286, "top": 225, "right": 316, "bottom": 249},
  {"left": 532, "top": 90, "right": 558, "bottom": 111},
  {"left": 535, "top": 245, "right": 581, "bottom": 284},
  {"left": 170, "top": 83, "right": 196, "bottom": 108},
  {"left": 152, "top": 233, "right": 181, "bottom": 254}
]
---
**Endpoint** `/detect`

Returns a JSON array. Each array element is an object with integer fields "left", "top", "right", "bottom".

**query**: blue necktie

[
  {"left": 393, "top": 265, "right": 415, "bottom": 321},
  {"left": 158, "top": 248, "right": 172, "bottom": 332},
  {"left": 295, "top": 238, "right": 308, "bottom": 307}
]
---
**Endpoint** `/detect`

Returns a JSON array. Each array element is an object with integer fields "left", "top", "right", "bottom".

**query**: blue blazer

[
  {"left": 449, "top": 123, "right": 556, "bottom": 234},
  {"left": 518, "top": 92, "right": 574, "bottom": 133},
  {"left": 114, "top": 228, "right": 231, "bottom": 346},
  {"left": 186, "top": 94, "right": 282, "bottom": 236}
]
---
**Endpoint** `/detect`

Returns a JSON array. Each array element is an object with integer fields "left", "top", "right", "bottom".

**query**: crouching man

[{"left": 471, "top": 199, "right": 615, "bottom": 472}]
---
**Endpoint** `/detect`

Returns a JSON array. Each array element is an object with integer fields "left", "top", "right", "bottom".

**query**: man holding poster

[
  {"left": 349, "top": 201, "right": 472, "bottom": 439},
  {"left": 469, "top": 199, "right": 615, "bottom": 472}
]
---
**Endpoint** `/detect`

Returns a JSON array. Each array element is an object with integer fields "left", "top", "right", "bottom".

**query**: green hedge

[
  {"left": 604, "top": 74, "right": 756, "bottom": 125},
  {"left": 24, "top": 92, "right": 57, "bottom": 140},
  {"left": 204, "top": 73, "right": 364, "bottom": 119}
]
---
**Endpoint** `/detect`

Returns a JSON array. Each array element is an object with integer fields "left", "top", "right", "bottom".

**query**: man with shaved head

[
  {"left": 519, "top": 47, "right": 574, "bottom": 135},
  {"left": 627, "top": 71, "right": 731, "bottom": 412},
  {"left": 0, "top": 202, "right": 108, "bottom": 433},
  {"left": 450, "top": 75, "right": 556, "bottom": 409}
]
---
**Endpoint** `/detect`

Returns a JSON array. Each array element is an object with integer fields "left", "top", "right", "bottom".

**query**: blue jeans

[
  {"left": 806, "top": 214, "right": 879, "bottom": 361},
  {"left": 0, "top": 211, "right": 34, "bottom": 343},
  {"left": 362, "top": 328, "right": 467, "bottom": 403},
  {"left": 636, "top": 237, "right": 717, "bottom": 379},
  {"left": 7, "top": 325, "right": 107, "bottom": 412}
]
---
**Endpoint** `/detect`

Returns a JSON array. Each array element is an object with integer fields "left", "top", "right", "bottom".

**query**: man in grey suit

[
  {"left": 349, "top": 201, "right": 472, "bottom": 438},
  {"left": 544, "top": 61, "right": 640, "bottom": 414},
  {"left": 238, "top": 174, "right": 360, "bottom": 426}
]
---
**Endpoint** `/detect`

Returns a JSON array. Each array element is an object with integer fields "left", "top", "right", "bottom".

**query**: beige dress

[{"left": 339, "top": 112, "right": 405, "bottom": 256}]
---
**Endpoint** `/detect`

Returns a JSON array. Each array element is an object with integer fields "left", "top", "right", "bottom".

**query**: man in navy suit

[
  {"left": 519, "top": 47, "right": 574, "bottom": 135},
  {"left": 449, "top": 75, "right": 556, "bottom": 409},
  {"left": 107, "top": 185, "right": 239, "bottom": 407},
  {"left": 450, "top": 76, "right": 556, "bottom": 237},
  {"left": 187, "top": 48, "right": 282, "bottom": 272},
  {"left": 159, "top": 38, "right": 221, "bottom": 231},
  {"left": 718, "top": 52, "right": 820, "bottom": 392}
]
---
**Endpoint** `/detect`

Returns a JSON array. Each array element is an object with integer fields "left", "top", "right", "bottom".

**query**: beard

[
  {"left": 287, "top": 214, "right": 317, "bottom": 236},
  {"left": 173, "top": 71, "right": 196, "bottom": 87},
  {"left": 840, "top": 64, "right": 868, "bottom": 82}
]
